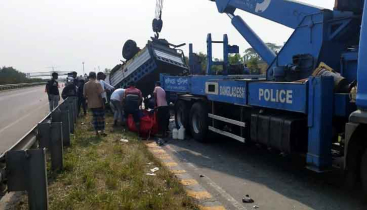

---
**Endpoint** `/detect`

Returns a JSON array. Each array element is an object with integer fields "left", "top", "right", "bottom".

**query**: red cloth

[{"left": 127, "top": 110, "right": 158, "bottom": 137}]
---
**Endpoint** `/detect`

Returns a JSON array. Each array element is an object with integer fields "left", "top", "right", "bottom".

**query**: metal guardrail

[
  {"left": 0, "top": 96, "right": 78, "bottom": 210},
  {"left": 0, "top": 82, "right": 46, "bottom": 91}
]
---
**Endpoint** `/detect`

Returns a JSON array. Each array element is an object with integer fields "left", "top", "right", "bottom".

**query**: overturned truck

[{"left": 109, "top": 38, "right": 188, "bottom": 97}]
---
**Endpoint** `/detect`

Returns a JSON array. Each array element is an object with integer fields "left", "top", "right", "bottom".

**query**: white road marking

[
  {"left": 165, "top": 145, "right": 248, "bottom": 210},
  {"left": 0, "top": 87, "right": 45, "bottom": 102},
  {"left": 0, "top": 102, "right": 49, "bottom": 134}
]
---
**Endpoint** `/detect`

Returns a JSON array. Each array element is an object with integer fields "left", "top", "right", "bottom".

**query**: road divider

[
  {"left": 0, "top": 82, "right": 46, "bottom": 91},
  {"left": 0, "top": 96, "right": 78, "bottom": 210}
]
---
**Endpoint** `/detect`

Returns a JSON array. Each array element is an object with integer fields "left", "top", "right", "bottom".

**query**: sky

[{"left": 0, "top": 0, "right": 335, "bottom": 75}]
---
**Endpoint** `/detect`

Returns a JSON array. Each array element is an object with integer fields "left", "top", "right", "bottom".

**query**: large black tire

[
  {"left": 175, "top": 100, "right": 189, "bottom": 129},
  {"left": 122, "top": 40, "right": 139, "bottom": 61},
  {"left": 360, "top": 148, "right": 367, "bottom": 194},
  {"left": 189, "top": 102, "right": 209, "bottom": 142}
]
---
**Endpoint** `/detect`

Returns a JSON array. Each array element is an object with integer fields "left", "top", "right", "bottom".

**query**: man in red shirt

[{"left": 123, "top": 81, "right": 143, "bottom": 135}]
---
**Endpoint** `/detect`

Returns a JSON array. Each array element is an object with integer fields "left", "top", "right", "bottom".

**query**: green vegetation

[
  {"left": 243, "top": 42, "right": 282, "bottom": 74},
  {"left": 0, "top": 66, "right": 43, "bottom": 85},
  {"left": 189, "top": 42, "right": 282, "bottom": 75},
  {"left": 228, "top": 53, "right": 244, "bottom": 64},
  {"left": 16, "top": 114, "right": 198, "bottom": 210}
]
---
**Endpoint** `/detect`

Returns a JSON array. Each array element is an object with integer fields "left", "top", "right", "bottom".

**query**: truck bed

[{"left": 109, "top": 40, "right": 188, "bottom": 97}]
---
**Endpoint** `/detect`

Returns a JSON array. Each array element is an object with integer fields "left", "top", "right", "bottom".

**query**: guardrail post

[
  {"left": 70, "top": 97, "right": 78, "bottom": 123},
  {"left": 60, "top": 100, "right": 74, "bottom": 134},
  {"left": 67, "top": 99, "right": 76, "bottom": 125},
  {"left": 52, "top": 109, "right": 71, "bottom": 146},
  {"left": 50, "top": 122, "right": 63, "bottom": 171},
  {"left": 37, "top": 122, "right": 64, "bottom": 171},
  {"left": 6, "top": 149, "right": 48, "bottom": 210},
  {"left": 38, "top": 123, "right": 51, "bottom": 149},
  {"left": 72, "top": 96, "right": 78, "bottom": 118}
]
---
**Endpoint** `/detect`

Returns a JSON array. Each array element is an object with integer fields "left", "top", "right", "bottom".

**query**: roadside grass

[{"left": 17, "top": 113, "right": 198, "bottom": 210}]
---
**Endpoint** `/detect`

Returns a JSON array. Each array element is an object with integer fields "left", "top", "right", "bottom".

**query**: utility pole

[
  {"left": 82, "top": 62, "right": 85, "bottom": 75},
  {"left": 46, "top": 66, "right": 59, "bottom": 74}
]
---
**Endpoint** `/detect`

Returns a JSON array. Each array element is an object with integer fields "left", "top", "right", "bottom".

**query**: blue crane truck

[{"left": 159, "top": 0, "right": 367, "bottom": 192}]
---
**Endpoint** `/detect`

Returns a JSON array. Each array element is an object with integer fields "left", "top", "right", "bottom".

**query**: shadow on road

[{"left": 167, "top": 135, "right": 367, "bottom": 209}]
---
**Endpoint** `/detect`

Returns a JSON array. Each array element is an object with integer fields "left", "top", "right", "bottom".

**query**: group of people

[
  {"left": 46, "top": 71, "right": 170, "bottom": 138},
  {"left": 109, "top": 81, "right": 169, "bottom": 138},
  {"left": 46, "top": 71, "right": 113, "bottom": 136}
]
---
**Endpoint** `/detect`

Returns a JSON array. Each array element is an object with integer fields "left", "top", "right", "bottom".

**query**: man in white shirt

[
  {"left": 97, "top": 72, "right": 114, "bottom": 105},
  {"left": 154, "top": 81, "right": 169, "bottom": 138},
  {"left": 110, "top": 88, "right": 125, "bottom": 126}
]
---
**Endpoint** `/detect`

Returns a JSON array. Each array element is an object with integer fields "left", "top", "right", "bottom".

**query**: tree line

[
  {"left": 193, "top": 42, "right": 282, "bottom": 75},
  {"left": 0, "top": 66, "right": 43, "bottom": 85}
]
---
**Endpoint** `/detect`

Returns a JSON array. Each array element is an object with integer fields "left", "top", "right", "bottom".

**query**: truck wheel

[
  {"left": 175, "top": 100, "right": 189, "bottom": 129},
  {"left": 189, "top": 102, "right": 208, "bottom": 142},
  {"left": 122, "top": 40, "right": 139, "bottom": 61},
  {"left": 360, "top": 148, "right": 367, "bottom": 194}
]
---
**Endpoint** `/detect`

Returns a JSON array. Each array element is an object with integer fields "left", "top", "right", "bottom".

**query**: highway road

[
  {"left": 163, "top": 131, "right": 367, "bottom": 210},
  {"left": 0, "top": 86, "right": 51, "bottom": 154}
]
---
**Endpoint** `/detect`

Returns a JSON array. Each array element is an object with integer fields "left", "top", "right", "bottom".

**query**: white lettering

[
  {"left": 177, "top": 78, "right": 188, "bottom": 85},
  {"left": 259, "top": 89, "right": 264, "bottom": 100},
  {"left": 270, "top": 89, "right": 276, "bottom": 102},
  {"left": 264, "top": 89, "right": 271, "bottom": 101},
  {"left": 279, "top": 90, "right": 286, "bottom": 103},
  {"left": 286, "top": 90, "right": 293, "bottom": 104},
  {"left": 219, "top": 86, "right": 245, "bottom": 99},
  {"left": 165, "top": 78, "right": 176, "bottom": 85},
  {"left": 255, "top": 0, "right": 271, "bottom": 13},
  {"left": 258, "top": 88, "right": 293, "bottom": 104}
]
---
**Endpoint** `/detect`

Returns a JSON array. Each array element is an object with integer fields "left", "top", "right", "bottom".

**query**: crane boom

[{"left": 215, "top": 0, "right": 323, "bottom": 29}]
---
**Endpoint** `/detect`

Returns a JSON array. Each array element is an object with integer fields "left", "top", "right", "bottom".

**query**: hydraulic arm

[
  {"left": 214, "top": 0, "right": 322, "bottom": 29},
  {"left": 213, "top": 0, "right": 362, "bottom": 81},
  {"left": 213, "top": 0, "right": 323, "bottom": 67}
]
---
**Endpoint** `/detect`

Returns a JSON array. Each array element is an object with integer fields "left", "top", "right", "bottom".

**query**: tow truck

[{"left": 159, "top": 0, "right": 367, "bottom": 192}]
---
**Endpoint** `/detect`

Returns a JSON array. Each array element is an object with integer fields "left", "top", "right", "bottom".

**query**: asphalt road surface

[
  {"left": 0, "top": 86, "right": 51, "bottom": 154},
  {"left": 163, "top": 132, "right": 367, "bottom": 210}
]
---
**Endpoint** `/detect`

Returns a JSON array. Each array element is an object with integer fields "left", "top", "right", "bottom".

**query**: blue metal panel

[
  {"left": 215, "top": 0, "right": 234, "bottom": 14},
  {"left": 248, "top": 82, "right": 308, "bottom": 113},
  {"left": 334, "top": 93, "right": 357, "bottom": 117},
  {"left": 340, "top": 51, "right": 358, "bottom": 83},
  {"left": 207, "top": 34, "right": 213, "bottom": 75},
  {"left": 206, "top": 80, "right": 247, "bottom": 106},
  {"left": 162, "top": 75, "right": 261, "bottom": 98},
  {"left": 267, "top": 12, "right": 325, "bottom": 80},
  {"left": 216, "top": 0, "right": 322, "bottom": 29},
  {"left": 307, "top": 77, "right": 334, "bottom": 171},
  {"left": 189, "top": 43, "right": 194, "bottom": 73},
  {"left": 356, "top": 1, "right": 367, "bottom": 110},
  {"left": 223, "top": 34, "right": 229, "bottom": 75},
  {"left": 191, "top": 76, "right": 211, "bottom": 96},
  {"left": 162, "top": 75, "right": 191, "bottom": 93},
  {"left": 231, "top": 15, "right": 275, "bottom": 65}
]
